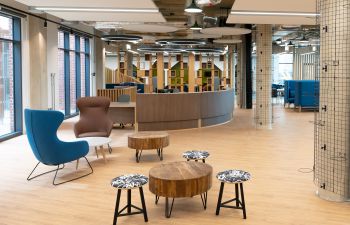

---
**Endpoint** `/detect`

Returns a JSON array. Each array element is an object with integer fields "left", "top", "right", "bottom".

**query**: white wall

[
  {"left": 105, "top": 56, "right": 118, "bottom": 70},
  {"left": 46, "top": 22, "right": 59, "bottom": 110}
]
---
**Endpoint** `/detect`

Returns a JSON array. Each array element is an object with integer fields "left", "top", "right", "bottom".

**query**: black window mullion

[
  {"left": 75, "top": 35, "right": 81, "bottom": 101},
  {"left": 85, "top": 38, "right": 90, "bottom": 97},
  {"left": 63, "top": 32, "right": 70, "bottom": 116},
  {"left": 12, "top": 17, "right": 22, "bottom": 133}
]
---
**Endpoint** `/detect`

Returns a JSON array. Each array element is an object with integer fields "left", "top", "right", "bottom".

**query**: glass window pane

[
  {"left": 80, "top": 53, "right": 85, "bottom": 97},
  {"left": 57, "top": 49, "right": 65, "bottom": 113},
  {"left": 58, "top": 31, "right": 64, "bottom": 49},
  {"left": 80, "top": 38, "right": 85, "bottom": 53},
  {"left": 0, "top": 16, "right": 13, "bottom": 40},
  {"left": 0, "top": 41, "right": 14, "bottom": 136},
  {"left": 70, "top": 51, "right": 76, "bottom": 113},
  {"left": 69, "top": 34, "right": 75, "bottom": 51}
]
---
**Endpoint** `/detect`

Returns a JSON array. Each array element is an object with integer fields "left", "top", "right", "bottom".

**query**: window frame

[
  {"left": 58, "top": 31, "right": 90, "bottom": 118},
  {"left": 0, "top": 13, "right": 22, "bottom": 142}
]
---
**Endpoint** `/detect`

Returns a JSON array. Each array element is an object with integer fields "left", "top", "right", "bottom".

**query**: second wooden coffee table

[
  {"left": 149, "top": 161, "right": 213, "bottom": 218},
  {"left": 128, "top": 131, "right": 169, "bottom": 163}
]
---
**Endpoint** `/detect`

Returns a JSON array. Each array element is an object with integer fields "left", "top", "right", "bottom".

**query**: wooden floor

[{"left": 1, "top": 105, "right": 350, "bottom": 225}]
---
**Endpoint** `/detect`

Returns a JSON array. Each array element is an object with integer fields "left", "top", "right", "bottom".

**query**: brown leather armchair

[{"left": 74, "top": 97, "right": 113, "bottom": 138}]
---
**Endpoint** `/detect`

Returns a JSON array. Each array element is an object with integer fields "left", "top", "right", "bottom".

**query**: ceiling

[
  {"left": 227, "top": 0, "right": 317, "bottom": 25},
  {"left": 15, "top": 0, "right": 166, "bottom": 23},
  {"left": 13, "top": 0, "right": 319, "bottom": 48}
]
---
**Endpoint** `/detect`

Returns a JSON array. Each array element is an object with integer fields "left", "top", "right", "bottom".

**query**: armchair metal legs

[{"left": 27, "top": 157, "right": 93, "bottom": 185}]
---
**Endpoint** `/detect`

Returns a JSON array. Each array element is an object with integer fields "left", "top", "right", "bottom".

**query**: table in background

[
  {"left": 77, "top": 137, "right": 112, "bottom": 164},
  {"left": 109, "top": 102, "right": 136, "bottom": 127},
  {"left": 128, "top": 131, "right": 169, "bottom": 162}
]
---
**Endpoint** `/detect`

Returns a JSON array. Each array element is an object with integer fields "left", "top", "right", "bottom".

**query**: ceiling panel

[
  {"left": 227, "top": 0, "right": 317, "bottom": 25},
  {"left": 48, "top": 12, "right": 166, "bottom": 22},
  {"left": 232, "top": 0, "right": 316, "bottom": 12},
  {"left": 15, "top": 0, "right": 165, "bottom": 22},
  {"left": 15, "top": 0, "right": 159, "bottom": 8},
  {"left": 227, "top": 15, "right": 316, "bottom": 25}
]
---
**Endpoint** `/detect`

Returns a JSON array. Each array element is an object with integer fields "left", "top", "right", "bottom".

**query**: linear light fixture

[
  {"left": 230, "top": 10, "right": 319, "bottom": 17},
  {"left": 33, "top": 7, "right": 159, "bottom": 13}
]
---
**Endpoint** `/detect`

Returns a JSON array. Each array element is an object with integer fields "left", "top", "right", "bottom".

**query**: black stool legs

[
  {"left": 215, "top": 182, "right": 247, "bottom": 219},
  {"left": 139, "top": 187, "right": 148, "bottom": 222},
  {"left": 113, "top": 189, "right": 121, "bottom": 225},
  {"left": 113, "top": 187, "right": 148, "bottom": 225}
]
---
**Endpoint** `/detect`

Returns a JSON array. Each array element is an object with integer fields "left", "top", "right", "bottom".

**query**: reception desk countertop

[{"left": 136, "top": 89, "right": 234, "bottom": 131}]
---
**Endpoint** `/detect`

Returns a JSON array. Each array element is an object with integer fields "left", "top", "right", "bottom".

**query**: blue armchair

[
  {"left": 284, "top": 80, "right": 296, "bottom": 107},
  {"left": 25, "top": 109, "right": 93, "bottom": 185},
  {"left": 294, "top": 80, "right": 320, "bottom": 110}
]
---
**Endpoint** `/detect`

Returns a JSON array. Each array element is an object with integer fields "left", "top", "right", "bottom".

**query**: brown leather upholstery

[{"left": 74, "top": 97, "right": 113, "bottom": 138}]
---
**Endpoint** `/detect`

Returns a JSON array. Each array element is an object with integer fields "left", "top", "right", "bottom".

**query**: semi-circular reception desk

[{"left": 136, "top": 88, "right": 234, "bottom": 131}]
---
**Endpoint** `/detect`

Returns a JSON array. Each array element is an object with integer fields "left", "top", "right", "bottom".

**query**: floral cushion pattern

[
  {"left": 182, "top": 150, "right": 210, "bottom": 160},
  {"left": 111, "top": 174, "right": 148, "bottom": 189},
  {"left": 216, "top": 170, "right": 251, "bottom": 183}
]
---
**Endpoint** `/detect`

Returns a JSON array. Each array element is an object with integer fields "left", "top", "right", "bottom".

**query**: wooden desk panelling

[
  {"left": 97, "top": 87, "right": 137, "bottom": 102},
  {"left": 108, "top": 102, "right": 136, "bottom": 124},
  {"left": 200, "top": 89, "right": 235, "bottom": 127},
  {"left": 136, "top": 89, "right": 234, "bottom": 131}
]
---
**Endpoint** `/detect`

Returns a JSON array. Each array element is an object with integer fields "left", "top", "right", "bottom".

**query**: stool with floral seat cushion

[
  {"left": 182, "top": 150, "right": 210, "bottom": 163},
  {"left": 111, "top": 174, "right": 148, "bottom": 225},
  {"left": 215, "top": 169, "right": 251, "bottom": 219}
]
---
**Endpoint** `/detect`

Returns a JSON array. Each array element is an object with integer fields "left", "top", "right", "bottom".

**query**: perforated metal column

[
  {"left": 255, "top": 25, "right": 272, "bottom": 129},
  {"left": 315, "top": 0, "right": 350, "bottom": 201}
]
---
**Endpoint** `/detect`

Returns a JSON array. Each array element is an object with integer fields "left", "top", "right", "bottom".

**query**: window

[
  {"left": 0, "top": 14, "right": 22, "bottom": 140},
  {"left": 273, "top": 53, "right": 293, "bottom": 84},
  {"left": 57, "top": 31, "right": 90, "bottom": 116}
]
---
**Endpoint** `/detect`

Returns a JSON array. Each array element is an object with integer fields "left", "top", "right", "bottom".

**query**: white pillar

[
  {"left": 255, "top": 24, "right": 272, "bottom": 129},
  {"left": 315, "top": 0, "right": 350, "bottom": 202}
]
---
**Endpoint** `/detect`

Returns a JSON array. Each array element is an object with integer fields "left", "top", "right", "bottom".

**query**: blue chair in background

[
  {"left": 294, "top": 80, "right": 319, "bottom": 111},
  {"left": 25, "top": 109, "right": 93, "bottom": 185},
  {"left": 105, "top": 83, "right": 145, "bottom": 93},
  {"left": 284, "top": 80, "right": 297, "bottom": 107},
  {"left": 117, "top": 94, "right": 131, "bottom": 103}
]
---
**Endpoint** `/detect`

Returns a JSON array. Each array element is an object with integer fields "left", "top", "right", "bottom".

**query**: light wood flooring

[{"left": 0, "top": 105, "right": 350, "bottom": 225}]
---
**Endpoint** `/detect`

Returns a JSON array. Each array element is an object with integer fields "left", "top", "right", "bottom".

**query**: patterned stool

[
  {"left": 215, "top": 170, "right": 251, "bottom": 219},
  {"left": 182, "top": 150, "right": 210, "bottom": 163},
  {"left": 111, "top": 174, "right": 148, "bottom": 224}
]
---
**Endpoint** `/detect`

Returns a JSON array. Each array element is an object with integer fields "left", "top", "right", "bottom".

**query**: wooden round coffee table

[
  {"left": 128, "top": 131, "right": 169, "bottom": 163},
  {"left": 149, "top": 161, "right": 213, "bottom": 218}
]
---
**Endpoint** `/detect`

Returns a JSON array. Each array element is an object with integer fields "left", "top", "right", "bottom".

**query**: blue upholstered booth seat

[
  {"left": 284, "top": 80, "right": 297, "bottom": 104},
  {"left": 294, "top": 80, "right": 319, "bottom": 108},
  {"left": 105, "top": 83, "right": 144, "bottom": 93},
  {"left": 25, "top": 109, "right": 89, "bottom": 166}
]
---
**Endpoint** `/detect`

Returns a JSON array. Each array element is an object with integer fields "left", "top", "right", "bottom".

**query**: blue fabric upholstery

[
  {"left": 294, "top": 80, "right": 319, "bottom": 108},
  {"left": 284, "top": 80, "right": 297, "bottom": 104},
  {"left": 117, "top": 94, "right": 131, "bottom": 102},
  {"left": 105, "top": 83, "right": 145, "bottom": 93},
  {"left": 25, "top": 109, "right": 89, "bottom": 166}
]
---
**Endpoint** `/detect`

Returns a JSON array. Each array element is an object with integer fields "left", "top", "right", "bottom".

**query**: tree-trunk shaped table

[
  {"left": 128, "top": 131, "right": 169, "bottom": 163},
  {"left": 149, "top": 161, "right": 213, "bottom": 218}
]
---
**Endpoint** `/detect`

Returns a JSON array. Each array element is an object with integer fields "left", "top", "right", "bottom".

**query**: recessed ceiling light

[
  {"left": 33, "top": 7, "right": 159, "bottom": 13},
  {"left": 231, "top": 10, "right": 319, "bottom": 17},
  {"left": 185, "top": 0, "right": 203, "bottom": 13}
]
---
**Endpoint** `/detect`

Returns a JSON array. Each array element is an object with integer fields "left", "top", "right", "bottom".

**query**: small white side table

[{"left": 77, "top": 137, "right": 112, "bottom": 165}]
